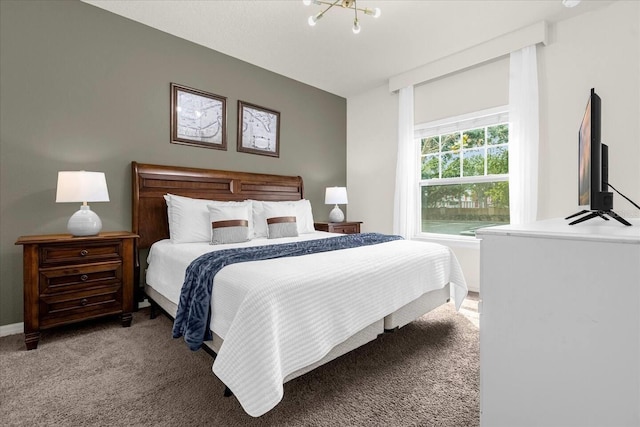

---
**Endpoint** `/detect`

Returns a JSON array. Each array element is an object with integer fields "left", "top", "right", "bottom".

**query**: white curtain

[
  {"left": 508, "top": 45, "right": 539, "bottom": 225},
  {"left": 393, "top": 86, "right": 416, "bottom": 238}
]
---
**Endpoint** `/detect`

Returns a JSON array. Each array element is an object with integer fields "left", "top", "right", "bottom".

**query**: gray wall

[{"left": 0, "top": 0, "right": 347, "bottom": 326}]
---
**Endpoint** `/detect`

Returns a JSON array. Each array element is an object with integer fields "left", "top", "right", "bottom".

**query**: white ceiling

[{"left": 83, "top": 0, "right": 613, "bottom": 98}]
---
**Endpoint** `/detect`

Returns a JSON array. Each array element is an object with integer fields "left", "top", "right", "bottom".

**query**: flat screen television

[
  {"left": 568, "top": 88, "right": 630, "bottom": 225},
  {"left": 578, "top": 88, "right": 609, "bottom": 210}
]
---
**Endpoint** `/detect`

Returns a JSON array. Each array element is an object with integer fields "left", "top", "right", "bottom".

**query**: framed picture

[
  {"left": 170, "top": 83, "right": 227, "bottom": 150},
  {"left": 237, "top": 101, "right": 280, "bottom": 157}
]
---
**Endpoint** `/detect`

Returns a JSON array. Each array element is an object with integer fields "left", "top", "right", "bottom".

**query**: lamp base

[
  {"left": 67, "top": 205, "right": 102, "bottom": 236},
  {"left": 328, "top": 205, "right": 345, "bottom": 223}
]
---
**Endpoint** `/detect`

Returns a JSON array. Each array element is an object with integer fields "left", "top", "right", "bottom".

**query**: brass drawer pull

[
  {"left": 80, "top": 249, "right": 88, "bottom": 256},
  {"left": 80, "top": 274, "right": 89, "bottom": 281},
  {"left": 80, "top": 298, "right": 88, "bottom": 306}
]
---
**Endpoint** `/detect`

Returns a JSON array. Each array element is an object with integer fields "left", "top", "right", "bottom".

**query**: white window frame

[{"left": 415, "top": 106, "right": 509, "bottom": 241}]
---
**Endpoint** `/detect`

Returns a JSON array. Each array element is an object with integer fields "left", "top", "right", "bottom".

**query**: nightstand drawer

[
  {"left": 314, "top": 221, "right": 362, "bottom": 234},
  {"left": 39, "top": 261, "right": 122, "bottom": 294},
  {"left": 40, "top": 240, "right": 122, "bottom": 266},
  {"left": 332, "top": 224, "right": 359, "bottom": 234},
  {"left": 39, "top": 285, "right": 122, "bottom": 328}
]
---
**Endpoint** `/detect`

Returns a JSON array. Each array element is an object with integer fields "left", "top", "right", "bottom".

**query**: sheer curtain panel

[
  {"left": 508, "top": 44, "right": 539, "bottom": 225},
  {"left": 393, "top": 86, "right": 416, "bottom": 238}
]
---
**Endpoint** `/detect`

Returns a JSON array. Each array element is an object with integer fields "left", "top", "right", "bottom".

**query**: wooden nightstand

[
  {"left": 314, "top": 221, "right": 362, "bottom": 234},
  {"left": 15, "top": 231, "right": 138, "bottom": 350}
]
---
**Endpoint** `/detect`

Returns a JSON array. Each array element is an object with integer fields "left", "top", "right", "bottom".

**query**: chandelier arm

[
  {"left": 315, "top": 0, "right": 342, "bottom": 15},
  {"left": 314, "top": 0, "right": 370, "bottom": 13}
]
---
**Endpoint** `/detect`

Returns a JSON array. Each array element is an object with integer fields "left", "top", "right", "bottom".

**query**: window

[{"left": 416, "top": 107, "right": 510, "bottom": 237}]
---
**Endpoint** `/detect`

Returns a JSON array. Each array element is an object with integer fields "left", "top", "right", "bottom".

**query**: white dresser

[{"left": 476, "top": 218, "right": 640, "bottom": 427}]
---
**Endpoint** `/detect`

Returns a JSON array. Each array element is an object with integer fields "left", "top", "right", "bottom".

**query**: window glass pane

[
  {"left": 421, "top": 155, "right": 439, "bottom": 180},
  {"left": 441, "top": 152, "right": 460, "bottom": 178},
  {"left": 416, "top": 110, "right": 509, "bottom": 238},
  {"left": 488, "top": 124, "right": 508, "bottom": 145},
  {"left": 421, "top": 137, "right": 439, "bottom": 155},
  {"left": 463, "top": 148, "right": 485, "bottom": 177},
  {"left": 487, "top": 146, "right": 509, "bottom": 174},
  {"left": 441, "top": 132, "right": 461, "bottom": 152},
  {"left": 462, "top": 128, "right": 484, "bottom": 148},
  {"left": 421, "top": 182, "right": 510, "bottom": 236}
]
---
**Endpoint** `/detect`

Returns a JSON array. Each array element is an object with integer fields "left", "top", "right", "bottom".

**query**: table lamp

[
  {"left": 56, "top": 171, "right": 110, "bottom": 236},
  {"left": 325, "top": 187, "right": 348, "bottom": 223}
]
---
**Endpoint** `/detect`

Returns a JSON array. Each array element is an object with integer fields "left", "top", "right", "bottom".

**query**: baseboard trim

[{"left": 0, "top": 322, "right": 23, "bottom": 338}]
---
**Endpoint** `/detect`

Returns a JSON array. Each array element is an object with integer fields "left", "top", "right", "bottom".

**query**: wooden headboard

[{"left": 132, "top": 162, "right": 304, "bottom": 249}]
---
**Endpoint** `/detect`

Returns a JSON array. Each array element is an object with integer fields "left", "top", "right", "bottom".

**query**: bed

[{"left": 132, "top": 161, "right": 467, "bottom": 417}]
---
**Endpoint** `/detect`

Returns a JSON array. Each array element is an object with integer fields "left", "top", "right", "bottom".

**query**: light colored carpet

[
  {"left": 459, "top": 292, "right": 480, "bottom": 328},
  {"left": 0, "top": 303, "right": 479, "bottom": 426}
]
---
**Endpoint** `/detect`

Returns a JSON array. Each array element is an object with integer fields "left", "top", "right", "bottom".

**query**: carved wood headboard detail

[{"left": 132, "top": 162, "right": 304, "bottom": 249}]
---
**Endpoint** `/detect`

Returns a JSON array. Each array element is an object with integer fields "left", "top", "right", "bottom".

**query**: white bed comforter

[{"left": 147, "top": 235, "right": 467, "bottom": 417}]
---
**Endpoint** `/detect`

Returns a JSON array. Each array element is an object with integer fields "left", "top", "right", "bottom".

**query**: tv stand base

[{"left": 565, "top": 209, "right": 631, "bottom": 226}]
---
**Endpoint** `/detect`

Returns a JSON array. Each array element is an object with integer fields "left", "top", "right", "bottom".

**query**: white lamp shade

[
  {"left": 56, "top": 171, "right": 110, "bottom": 203},
  {"left": 325, "top": 187, "right": 348, "bottom": 205}
]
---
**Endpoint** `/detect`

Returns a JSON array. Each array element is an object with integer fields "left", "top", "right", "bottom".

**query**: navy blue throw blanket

[{"left": 172, "top": 232, "right": 403, "bottom": 350}]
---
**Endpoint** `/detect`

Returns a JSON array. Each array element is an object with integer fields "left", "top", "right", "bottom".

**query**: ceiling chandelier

[{"left": 303, "top": 0, "right": 381, "bottom": 34}]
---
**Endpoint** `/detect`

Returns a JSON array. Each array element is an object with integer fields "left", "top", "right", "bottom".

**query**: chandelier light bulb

[
  {"left": 302, "top": 0, "right": 312, "bottom": 5},
  {"left": 308, "top": 15, "right": 317, "bottom": 26},
  {"left": 364, "top": 7, "right": 381, "bottom": 18},
  {"left": 352, "top": 19, "right": 361, "bottom": 34}
]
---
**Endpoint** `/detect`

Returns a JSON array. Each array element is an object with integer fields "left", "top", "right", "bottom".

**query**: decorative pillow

[
  {"left": 251, "top": 199, "right": 315, "bottom": 238},
  {"left": 263, "top": 203, "right": 299, "bottom": 239},
  {"left": 267, "top": 216, "right": 299, "bottom": 239},
  {"left": 209, "top": 200, "right": 254, "bottom": 239},
  {"left": 208, "top": 205, "right": 251, "bottom": 245},
  {"left": 164, "top": 194, "right": 252, "bottom": 243}
]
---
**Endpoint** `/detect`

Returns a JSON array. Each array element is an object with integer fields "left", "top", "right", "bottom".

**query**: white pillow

[
  {"left": 291, "top": 199, "right": 315, "bottom": 234},
  {"left": 163, "top": 194, "right": 253, "bottom": 243},
  {"left": 251, "top": 200, "right": 268, "bottom": 238},
  {"left": 263, "top": 203, "right": 299, "bottom": 239},
  {"left": 251, "top": 199, "right": 315, "bottom": 238},
  {"left": 208, "top": 204, "right": 251, "bottom": 245}
]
